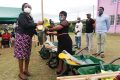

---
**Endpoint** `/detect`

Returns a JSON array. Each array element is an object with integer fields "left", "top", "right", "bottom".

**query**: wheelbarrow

[
  {"left": 39, "top": 40, "right": 76, "bottom": 69},
  {"left": 58, "top": 50, "right": 104, "bottom": 75},
  {"left": 38, "top": 39, "right": 59, "bottom": 69},
  {"left": 39, "top": 40, "right": 58, "bottom": 60},
  {"left": 77, "top": 57, "right": 120, "bottom": 80}
]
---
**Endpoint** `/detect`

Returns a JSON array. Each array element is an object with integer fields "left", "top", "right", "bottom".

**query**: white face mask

[{"left": 24, "top": 7, "right": 31, "bottom": 13}]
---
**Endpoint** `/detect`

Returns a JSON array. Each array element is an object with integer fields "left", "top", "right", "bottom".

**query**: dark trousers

[{"left": 1, "top": 39, "right": 10, "bottom": 47}]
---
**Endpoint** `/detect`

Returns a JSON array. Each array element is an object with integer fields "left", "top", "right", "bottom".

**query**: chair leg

[
  {"left": 9, "top": 43, "right": 11, "bottom": 47},
  {"left": 2, "top": 45, "right": 4, "bottom": 48},
  {"left": 0, "top": 43, "right": 2, "bottom": 48}
]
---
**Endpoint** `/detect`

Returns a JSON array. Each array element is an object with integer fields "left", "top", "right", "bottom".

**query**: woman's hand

[
  {"left": 36, "top": 25, "right": 44, "bottom": 31},
  {"left": 37, "top": 21, "right": 44, "bottom": 25},
  {"left": 46, "top": 31, "right": 57, "bottom": 35},
  {"left": 45, "top": 27, "right": 50, "bottom": 31}
]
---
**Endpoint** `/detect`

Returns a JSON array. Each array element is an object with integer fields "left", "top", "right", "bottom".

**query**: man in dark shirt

[{"left": 85, "top": 14, "right": 95, "bottom": 52}]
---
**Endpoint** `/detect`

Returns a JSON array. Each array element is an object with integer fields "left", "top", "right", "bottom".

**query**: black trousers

[{"left": 1, "top": 39, "right": 10, "bottom": 46}]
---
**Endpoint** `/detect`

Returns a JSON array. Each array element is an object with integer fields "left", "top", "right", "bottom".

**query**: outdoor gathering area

[
  {"left": 0, "top": 0, "right": 120, "bottom": 80},
  {"left": 0, "top": 33, "right": 120, "bottom": 80}
]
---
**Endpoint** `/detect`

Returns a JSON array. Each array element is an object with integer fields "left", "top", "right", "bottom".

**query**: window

[
  {"left": 112, "top": 0, "right": 120, "bottom": 3},
  {"left": 112, "top": 0, "right": 117, "bottom": 3},
  {"left": 117, "top": 14, "right": 120, "bottom": 25},
  {"left": 110, "top": 15, "right": 115, "bottom": 25}
]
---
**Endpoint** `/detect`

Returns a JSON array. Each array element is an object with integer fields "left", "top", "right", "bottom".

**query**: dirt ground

[{"left": 0, "top": 33, "right": 120, "bottom": 80}]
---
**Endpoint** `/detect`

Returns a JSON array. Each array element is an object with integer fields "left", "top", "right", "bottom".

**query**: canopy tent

[{"left": 0, "top": 7, "right": 21, "bottom": 24}]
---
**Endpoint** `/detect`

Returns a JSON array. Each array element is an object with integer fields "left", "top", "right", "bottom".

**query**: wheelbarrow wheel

[
  {"left": 39, "top": 46, "right": 50, "bottom": 59},
  {"left": 48, "top": 57, "right": 59, "bottom": 69}
]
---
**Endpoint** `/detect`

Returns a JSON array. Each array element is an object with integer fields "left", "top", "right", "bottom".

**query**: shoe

[
  {"left": 23, "top": 71, "right": 31, "bottom": 76},
  {"left": 18, "top": 74, "right": 28, "bottom": 80},
  {"left": 92, "top": 53, "right": 100, "bottom": 56},
  {"left": 77, "top": 48, "right": 81, "bottom": 50},
  {"left": 100, "top": 53, "right": 105, "bottom": 58},
  {"left": 56, "top": 71, "right": 62, "bottom": 75},
  {"left": 74, "top": 46, "right": 78, "bottom": 48},
  {"left": 57, "top": 71, "right": 68, "bottom": 77},
  {"left": 84, "top": 47, "right": 88, "bottom": 50},
  {"left": 100, "top": 52, "right": 104, "bottom": 53},
  {"left": 56, "top": 72, "right": 61, "bottom": 76}
]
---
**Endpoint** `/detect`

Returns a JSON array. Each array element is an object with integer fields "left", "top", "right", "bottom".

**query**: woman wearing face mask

[
  {"left": 47, "top": 11, "right": 72, "bottom": 76},
  {"left": 14, "top": 3, "right": 43, "bottom": 80}
]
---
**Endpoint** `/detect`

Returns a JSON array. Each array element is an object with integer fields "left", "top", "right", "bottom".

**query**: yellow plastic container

[
  {"left": 58, "top": 53, "right": 79, "bottom": 65},
  {"left": 59, "top": 53, "right": 70, "bottom": 59},
  {"left": 43, "top": 18, "right": 50, "bottom": 28}
]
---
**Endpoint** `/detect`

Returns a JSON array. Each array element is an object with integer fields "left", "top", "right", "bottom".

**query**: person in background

[
  {"left": 1, "top": 29, "right": 11, "bottom": 48},
  {"left": 10, "top": 29, "right": 15, "bottom": 47},
  {"left": 48, "top": 19, "right": 55, "bottom": 42},
  {"left": 46, "top": 11, "right": 72, "bottom": 76},
  {"left": 14, "top": 3, "right": 43, "bottom": 80},
  {"left": 0, "top": 31, "right": 2, "bottom": 54},
  {"left": 0, "top": 31, "right": 2, "bottom": 37},
  {"left": 11, "top": 29, "right": 15, "bottom": 38},
  {"left": 0, "top": 31, "right": 2, "bottom": 46},
  {"left": 93, "top": 7, "right": 110, "bottom": 58},
  {"left": 85, "top": 14, "right": 95, "bottom": 52},
  {"left": 75, "top": 17, "right": 83, "bottom": 49}
]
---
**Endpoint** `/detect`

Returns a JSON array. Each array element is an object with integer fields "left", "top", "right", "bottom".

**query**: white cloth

[
  {"left": 75, "top": 22, "right": 83, "bottom": 37},
  {"left": 63, "top": 50, "right": 86, "bottom": 65},
  {"left": 45, "top": 39, "right": 57, "bottom": 51}
]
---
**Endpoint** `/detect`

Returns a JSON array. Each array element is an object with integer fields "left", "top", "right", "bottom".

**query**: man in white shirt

[
  {"left": 75, "top": 17, "right": 83, "bottom": 49},
  {"left": 93, "top": 7, "right": 110, "bottom": 58}
]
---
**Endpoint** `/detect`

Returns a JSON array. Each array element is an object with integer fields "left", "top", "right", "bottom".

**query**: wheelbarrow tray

[
  {"left": 77, "top": 64, "right": 120, "bottom": 75},
  {"left": 64, "top": 55, "right": 104, "bottom": 67}
]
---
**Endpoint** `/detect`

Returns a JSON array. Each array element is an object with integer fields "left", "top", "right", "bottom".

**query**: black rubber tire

[
  {"left": 39, "top": 46, "right": 50, "bottom": 59},
  {"left": 48, "top": 57, "right": 59, "bottom": 69}
]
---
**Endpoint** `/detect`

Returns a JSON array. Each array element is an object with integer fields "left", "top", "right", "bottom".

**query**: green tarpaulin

[{"left": 0, "top": 7, "right": 21, "bottom": 24}]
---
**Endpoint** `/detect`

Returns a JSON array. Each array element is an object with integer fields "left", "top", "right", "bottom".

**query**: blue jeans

[{"left": 75, "top": 36, "right": 81, "bottom": 49}]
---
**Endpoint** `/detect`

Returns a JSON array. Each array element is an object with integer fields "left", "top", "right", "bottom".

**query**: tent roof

[{"left": 0, "top": 7, "right": 21, "bottom": 24}]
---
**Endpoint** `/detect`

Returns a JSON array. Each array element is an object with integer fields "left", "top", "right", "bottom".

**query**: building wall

[{"left": 98, "top": 0, "right": 120, "bottom": 33}]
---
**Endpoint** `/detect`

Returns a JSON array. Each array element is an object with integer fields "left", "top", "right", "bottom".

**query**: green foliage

[
  {"left": 82, "top": 21, "right": 86, "bottom": 33},
  {"left": 69, "top": 22, "right": 75, "bottom": 32}
]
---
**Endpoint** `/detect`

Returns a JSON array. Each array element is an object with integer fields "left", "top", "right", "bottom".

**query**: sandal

[
  {"left": 56, "top": 71, "right": 61, "bottom": 75},
  {"left": 92, "top": 53, "right": 101, "bottom": 57},
  {"left": 100, "top": 53, "right": 105, "bottom": 58},
  {"left": 18, "top": 74, "right": 28, "bottom": 80},
  {"left": 92, "top": 53, "right": 98, "bottom": 56},
  {"left": 23, "top": 71, "right": 31, "bottom": 76},
  {"left": 57, "top": 71, "right": 69, "bottom": 77}
]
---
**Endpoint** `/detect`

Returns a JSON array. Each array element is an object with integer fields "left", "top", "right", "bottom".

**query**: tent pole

[{"left": 41, "top": 0, "right": 44, "bottom": 20}]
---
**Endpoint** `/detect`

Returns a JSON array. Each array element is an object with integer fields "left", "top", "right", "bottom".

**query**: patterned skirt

[{"left": 14, "top": 33, "right": 32, "bottom": 59}]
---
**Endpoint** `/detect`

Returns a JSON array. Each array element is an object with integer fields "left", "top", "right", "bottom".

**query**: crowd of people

[
  {"left": 74, "top": 7, "right": 110, "bottom": 59},
  {"left": 0, "top": 2, "right": 111, "bottom": 79}
]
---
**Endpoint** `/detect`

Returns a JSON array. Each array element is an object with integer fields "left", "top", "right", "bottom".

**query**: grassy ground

[{"left": 0, "top": 33, "right": 120, "bottom": 80}]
